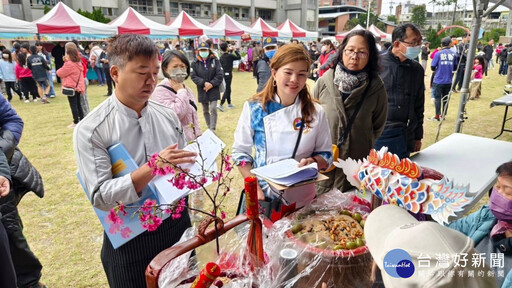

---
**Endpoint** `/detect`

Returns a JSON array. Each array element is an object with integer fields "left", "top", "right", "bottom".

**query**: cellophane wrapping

[{"left": 159, "top": 190, "right": 374, "bottom": 288}]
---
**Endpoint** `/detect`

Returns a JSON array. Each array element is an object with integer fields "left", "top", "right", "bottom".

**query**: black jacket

[
  {"left": 219, "top": 51, "right": 241, "bottom": 74},
  {"left": 27, "top": 54, "right": 50, "bottom": 82},
  {"left": 190, "top": 54, "right": 224, "bottom": 103},
  {"left": 483, "top": 44, "right": 493, "bottom": 61},
  {"left": 379, "top": 50, "right": 425, "bottom": 152}
]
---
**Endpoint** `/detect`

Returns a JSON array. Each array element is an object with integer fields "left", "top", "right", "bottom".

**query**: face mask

[
  {"left": 199, "top": 51, "right": 209, "bottom": 59},
  {"left": 321, "top": 46, "right": 327, "bottom": 53},
  {"left": 401, "top": 43, "right": 421, "bottom": 60},
  {"left": 490, "top": 188, "right": 512, "bottom": 221},
  {"left": 265, "top": 50, "right": 276, "bottom": 59},
  {"left": 2, "top": 54, "right": 8, "bottom": 59},
  {"left": 169, "top": 67, "right": 187, "bottom": 83}
]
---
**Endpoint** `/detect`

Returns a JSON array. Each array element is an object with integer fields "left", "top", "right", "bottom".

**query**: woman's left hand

[
  {"left": 204, "top": 82, "right": 213, "bottom": 92},
  {"left": 298, "top": 157, "right": 316, "bottom": 167}
]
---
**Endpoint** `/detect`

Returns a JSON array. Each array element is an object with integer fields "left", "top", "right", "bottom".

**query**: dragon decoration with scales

[{"left": 334, "top": 148, "right": 473, "bottom": 225}]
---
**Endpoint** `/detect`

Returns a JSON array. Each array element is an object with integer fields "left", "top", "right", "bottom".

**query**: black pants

[
  {"left": 104, "top": 67, "right": 114, "bottom": 95},
  {"left": 0, "top": 220, "right": 16, "bottom": 288},
  {"left": 101, "top": 213, "right": 191, "bottom": 288},
  {"left": 434, "top": 83, "right": 451, "bottom": 117},
  {"left": 67, "top": 91, "right": 84, "bottom": 124},
  {"left": 253, "top": 60, "right": 259, "bottom": 80},
  {"left": 0, "top": 192, "right": 42, "bottom": 288},
  {"left": 19, "top": 78, "right": 38, "bottom": 100},
  {"left": 220, "top": 73, "right": 233, "bottom": 105},
  {"left": 4, "top": 82, "right": 22, "bottom": 101},
  {"left": 453, "top": 66, "right": 465, "bottom": 91}
]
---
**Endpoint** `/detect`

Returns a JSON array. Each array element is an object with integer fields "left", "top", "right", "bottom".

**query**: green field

[{"left": 8, "top": 63, "right": 512, "bottom": 287}]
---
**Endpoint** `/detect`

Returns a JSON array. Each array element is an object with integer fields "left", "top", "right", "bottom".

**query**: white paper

[
  {"left": 250, "top": 158, "right": 318, "bottom": 186},
  {"left": 152, "top": 130, "right": 225, "bottom": 204}
]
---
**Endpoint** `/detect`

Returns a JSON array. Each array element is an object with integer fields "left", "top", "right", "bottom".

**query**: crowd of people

[{"left": 0, "top": 21, "right": 510, "bottom": 288}]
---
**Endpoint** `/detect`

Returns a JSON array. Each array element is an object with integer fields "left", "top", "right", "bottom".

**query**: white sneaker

[
  {"left": 33, "top": 98, "right": 38, "bottom": 102},
  {"left": 227, "top": 104, "right": 235, "bottom": 109},
  {"left": 24, "top": 100, "right": 30, "bottom": 103},
  {"left": 49, "top": 95, "right": 56, "bottom": 98},
  {"left": 217, "top": 105, "right": 225, "bottom": 112}
]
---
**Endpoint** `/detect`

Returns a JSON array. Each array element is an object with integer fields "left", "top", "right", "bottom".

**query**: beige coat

[{"left": 313, "top": 68, "right": 388, "bottom": 193}]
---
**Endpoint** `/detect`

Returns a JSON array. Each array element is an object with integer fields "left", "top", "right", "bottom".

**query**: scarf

[
  {"left": 333, "top": 63, "right": 369, "bottom": 94},
  {"left": 490, "top": 220, "right": 512, "bottom": 238}
]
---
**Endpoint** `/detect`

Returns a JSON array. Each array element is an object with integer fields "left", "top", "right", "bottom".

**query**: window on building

[
  {"left": 170, "top": 2, "right": 179, "bottom": 16},
  {"left": 224, "top": 6, "right": 235, "bottom": 17},
  {"left": 203, "top": 4, "right": 211, "bottom": 17},
  {"left": 218, "top": 5, "right": 223, "bottom": 16},
  {"left": 241, "top": 8, "right": 249, "bottom": 20},
  {"left": 256, "top": 9, "right": 273, "bottom": 21},
  {"left": 93, "top": 6, "right": 117, "bottom": 16},
  {"left": 235, "top": 7, "right": 241, "bottom": 19},
  {"left": 182, "top": 3, "right": 201, "bottom": 17},
  {"left": 129, "top": 0, "right": 152, "bottom": 14},
  {"left": 156, "top": 0, "right": 163, "bottom": 14}
]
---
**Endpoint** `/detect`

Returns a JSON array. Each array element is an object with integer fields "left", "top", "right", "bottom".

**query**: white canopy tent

[{"left": 0, "top": 13, "right": 37, "bottom": 39}]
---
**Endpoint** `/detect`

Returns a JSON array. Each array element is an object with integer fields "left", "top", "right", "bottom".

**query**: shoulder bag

[{"left": 62, "top": 74, "right": 80, "bottom": 96}]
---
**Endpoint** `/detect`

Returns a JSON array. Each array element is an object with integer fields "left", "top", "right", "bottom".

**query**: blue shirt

[{"left": 432, "top": 48, "right": 458, "bottom": 85}]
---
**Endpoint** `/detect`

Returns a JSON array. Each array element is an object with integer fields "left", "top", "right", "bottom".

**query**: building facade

[{"left": 2, "top": 0, "right": 319, "bottom": 33}]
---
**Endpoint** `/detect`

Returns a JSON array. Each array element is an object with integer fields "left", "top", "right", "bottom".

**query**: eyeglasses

[
  {"left": 400, "top": 40, "right": 422, "bottom": 47},
  {"left": 343, "top": 49, "right": 369, "bottom": 59}
]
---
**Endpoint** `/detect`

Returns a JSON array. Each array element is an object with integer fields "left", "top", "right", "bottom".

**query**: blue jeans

[
  {"left": 94, "top": 66, "right": 105, "bottom": 85},
  {"left": 374, "top": 126, "right": 409, "bottom": 159},
  {"left": 46, "top": 71, "right": 55, "bottom": 96}
]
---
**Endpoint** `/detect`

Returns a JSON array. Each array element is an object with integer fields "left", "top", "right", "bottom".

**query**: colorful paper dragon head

[{"left": 334, "top": 147, "right": 473, "bottom": 225}]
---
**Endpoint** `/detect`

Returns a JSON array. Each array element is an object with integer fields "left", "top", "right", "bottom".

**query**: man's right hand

[{"left": 158, "top": 143, "right": 197, "bottom": 167}]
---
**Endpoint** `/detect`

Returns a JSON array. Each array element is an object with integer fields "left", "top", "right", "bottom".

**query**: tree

[
  {"left": 359, "top": 12, "right": 379, "bottom": 28},
  {"left": 344, "top": 18, "right": 360, "bottom": 30},
  {"left": 376, "top": 22, "right": 386, "bottom": 32},
  {"left": 43, "top": 5, "right": 51, "bottom": 14},
  {"left": 387, "top": 15, "right": 397, "bottom": 24},
  {"left": 483, "top": 28, "right": 506, "bottom": 44},
  {"left": 411, "top": 5, "right": 427, "bottom": 28},
  {"left": 76, "top": 8, "right": 110, "bottom": 24}
]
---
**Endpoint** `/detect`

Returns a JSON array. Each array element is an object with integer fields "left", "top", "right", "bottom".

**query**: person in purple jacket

[{"left": 430, "top": 37, "right": 458, "bottom": 121}]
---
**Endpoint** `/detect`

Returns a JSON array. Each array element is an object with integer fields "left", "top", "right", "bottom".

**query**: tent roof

[
  {"left": 34, "top": 2, "right": 116, "bottom": 35},
  {"left": 0, "top": 13, "right": 37, "bottom": 34},
  {"left": 109, "top": 7, "right": 178, "bottom": 36},
  {"left": 251, "top": 18, "right": 282, "bottom": 38},
  {"left": 209, "top": 14, "right": 261, "bottom": 37},
  {"left": 168, "top": 11, "right": 223, "bottom": 37},
  {"left": 276, "top": 19, "right": 318, "bottom": 39},
  {"left": 368, "top": 24, "right": 391, "bottom": 40},
  {"left": 335, "top": 24, "right": 364, "bottom": 40}
]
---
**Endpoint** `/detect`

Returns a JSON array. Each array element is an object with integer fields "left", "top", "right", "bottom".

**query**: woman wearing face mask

[
  {"left": 314, "top": 39, "right": 336, "bottom": 78},
  {"left": 233, "top": 44, "right": 333, "bottom": 202},
  {"left": 313, "top": 30, "right": 388, "bottom": 194},
  {"left": 447, "top": 161, "right": 512, "bottom": 288},
  {"left": 152, "top": 50, "right": 201, "bottom": 141},
  {"left": 0, "top": 51, "right": 22, "bottom": 101},
  {"left": 190, "top": 42, "right": 224, "bottom": 134}
]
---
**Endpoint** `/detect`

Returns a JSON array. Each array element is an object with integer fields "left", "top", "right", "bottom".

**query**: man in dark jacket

[
  {"left": 0, "top": 95, "right": 46, "bottom": 288},
  {"left": 190, "top": 42, "right": 224, "bottom": 133},
  {"left": 375, "top": 23, "right": 425, "bottom": 159},
  {"left": 51, "top": 42, "right": 65, "bottom": 83},
  {"left": 483, "top": 39, "right": 494, "bottom": 76},
  {"left": 99, "top": 43, "right": 113, "bottom": 96},
  {"left": 453, "top": 34, "right": 470, "bottom": 92},
  {"left": 27, "top": 46, "right": 50, "bottom": 103},
  {"left": 218, "top": 42, "right": 241, "bottom": 111},
  {"left": 256, "top": 37, "right": 278, "bottom": 93}
]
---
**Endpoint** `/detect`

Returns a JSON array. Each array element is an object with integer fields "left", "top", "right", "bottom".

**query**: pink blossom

[
  {"left": 118, "top": 203, "right": 127, "bottom": 216},
  {"left": 172, "top": 213, "right": 182, "bottom": 220},
  {"left": 108, "top": 222, "right": 121, "bottom": 234},
  {"left": 107, "top": 210, "right": 123, "bottom": 225},
  {"left": 147, "top": 215, "right": 162, "bottom": 231},
  {"left": 221, "top": 211, "right": 226, "bottom": 219},
  {"left": 212, "top": 173, "right": 220, "bottom": 182},
  {"left": 141, "top": 199, "right": 156, "bottom": 213},
  {"left": 120, "top": 227, "right": 132, "bottom": 238},
  {"left": 139, "top": 213, "right": 149, "bottom": 222}
]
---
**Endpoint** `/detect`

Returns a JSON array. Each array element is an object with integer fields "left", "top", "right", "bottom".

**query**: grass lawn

[{"left": 8, "top": 62, "right": 512, "bottom": 287}]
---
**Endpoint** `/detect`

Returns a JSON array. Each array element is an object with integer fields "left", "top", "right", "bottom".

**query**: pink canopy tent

[
  {"left": 33, "top": 2, "right": 116, "bottom": 37},
  {"left": 251, "top": 18, "right": 286, "bottom": 38},
  {"left": 168, "top": 11, "right": 223, "bottom": 37},
  {"left": 209, "top": 14, "right": 261, "bottom": 38},
  {"left": 276, "top": 19, "right": 317, "bottom": 39},
  {"left": 109, "top": 7, "right": 178, "bottom": 37}
]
